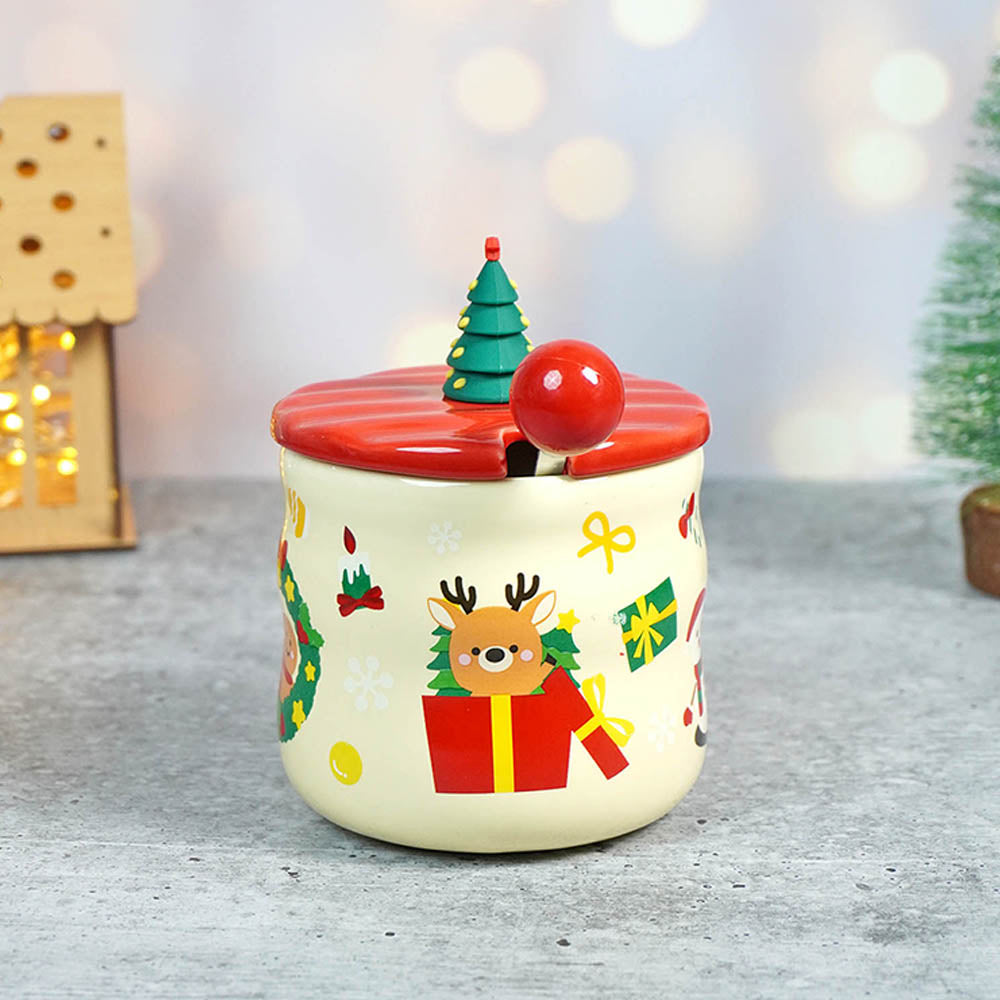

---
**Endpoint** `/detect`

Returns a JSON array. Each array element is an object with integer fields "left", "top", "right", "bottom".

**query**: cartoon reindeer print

[{"left": 427, "top": 573, "right": 556, "bottom": 696}]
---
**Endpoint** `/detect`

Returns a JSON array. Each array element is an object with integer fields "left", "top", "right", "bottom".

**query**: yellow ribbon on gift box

[
  {"left": 490, "top": 694, "right": 515, "bottom": 794},
  {"left": 574, "top": 674, "right": 635, "bottom": 746},
  {"left": 621, "top": 594, "right": 677, "bottom": 666}
]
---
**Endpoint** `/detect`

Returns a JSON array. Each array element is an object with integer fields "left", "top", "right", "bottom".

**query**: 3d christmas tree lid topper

[
  {"left": 272, "top": 237, "right": 710, "bottom": 480},
  {"left": 443, "top": 237, "right": 531, "bottom": 404}
]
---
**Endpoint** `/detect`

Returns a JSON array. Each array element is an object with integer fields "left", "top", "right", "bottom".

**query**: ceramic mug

[{"left": 275, "top": 444, "right": 708, "bottom": 852}]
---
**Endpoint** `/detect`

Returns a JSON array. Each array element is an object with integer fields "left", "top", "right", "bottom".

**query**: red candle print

[{"left": 344, "top": 526, "right": 357, "bottom": 554}]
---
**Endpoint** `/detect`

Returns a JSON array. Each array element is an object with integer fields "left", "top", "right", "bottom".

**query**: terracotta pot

[{"left": 961, "top": 484, "right": 1000, "bottom": 597}]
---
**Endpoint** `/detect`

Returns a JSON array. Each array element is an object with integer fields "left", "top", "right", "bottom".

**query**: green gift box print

[{"left": 617, "top": 576, "right": 678, "bottom": 670}]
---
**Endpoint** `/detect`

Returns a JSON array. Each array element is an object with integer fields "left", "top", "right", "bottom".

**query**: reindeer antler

[
  {"left": 505, "top": 572, "right": 540, "bottom": 611},
  {"left": 440, "top": 577, "right": 477, "bottom": 614}
]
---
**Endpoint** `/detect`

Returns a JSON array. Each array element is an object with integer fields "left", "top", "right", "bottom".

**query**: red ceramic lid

[{"left": 271, "top": 365, "right": 710, "bottom": 481}]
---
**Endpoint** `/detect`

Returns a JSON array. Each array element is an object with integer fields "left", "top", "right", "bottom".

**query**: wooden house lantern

[{"left": 0, "top": 93, "right": 137, "bottom": 553}]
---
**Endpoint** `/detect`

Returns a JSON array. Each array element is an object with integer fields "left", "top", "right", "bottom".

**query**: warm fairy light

[
  {"left": 1, "top": 324, "right": 18, "bottom": 362},
  {"left": 856, "top": 392, "right": 914, "bottom": 469},
  {"left": 770, "top": 406, "right": 854, "bottom": 479},
  {"left": 804, "top": 9, "right": 897, "bottom": 124},
  {"left": 1, "top": 413, "right": 24, "bottom": 432},
  {"left": 62, "top": 446, "right": 78, "bottom": 458},
  {"left": 610, "top": 0, "right": 707, "bottom": 48},
  {"left": 58, "top": 330, "right": 76, "bottom": 351},
  {"left": 454, "top": 48, "right": 546, "bottom": 133},
  {"left": 32, "top": 384, "right": 52, "bottom": 404},
  {"left": 0, "top": 392, "right": 16, "bottom": 411},
  {"left": 8, "top": 449, "right": 26, "bottom": 467},
  {"left": 544, "top": 137, "right": 634, "bottom": 223},
  {"left": 832, "top": 130, "right": 927, "bottom": 208},
  {"left": 770, "top": 379, "right": 914, "bottom": 478},
  {"left": 872, "top": 50, "right": 950, "bottom": 127},
  {"left": 57, "top": 457, "right": 78, "bottom": 476},
  {"left": 653, "top": 128, "right": 763, "bottom": 254}
]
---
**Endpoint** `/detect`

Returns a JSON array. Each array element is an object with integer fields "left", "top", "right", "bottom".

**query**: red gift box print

[
  {"left": 423, "top": 668, "right": 630, "bottom": 793},
  {"left": 422, "top": 574, "right": 633, "bottom": 793}
]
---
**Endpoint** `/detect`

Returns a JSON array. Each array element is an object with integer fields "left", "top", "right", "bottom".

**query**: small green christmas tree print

[
  {"left": 426, "top": 625, "right": 469, "bottom": 696},
  {"left": 540, "top": 610, "right": 583, "bottom": 688},
  {"left": 915, "top": 54, "right": 1000, "bottom": 481},
  {"left": 442, "top": 236, "right": 531, "bottom": 404}
]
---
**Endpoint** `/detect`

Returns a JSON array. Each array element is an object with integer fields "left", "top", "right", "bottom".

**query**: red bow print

[{"left": 337, "top": 586, "right": 385, "bottom": 617}]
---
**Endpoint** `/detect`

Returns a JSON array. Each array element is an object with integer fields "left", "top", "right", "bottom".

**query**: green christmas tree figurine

[
  {"left": 914, "top": 54, "right": 1000, "bottom": 596},
  {"left": 443, "top": 236, "right": 531, "bottom": 404}
]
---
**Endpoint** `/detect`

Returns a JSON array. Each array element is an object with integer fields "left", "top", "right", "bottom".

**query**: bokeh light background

[{"left": 3, "top": 0, "right": 998, "bottom": 479}]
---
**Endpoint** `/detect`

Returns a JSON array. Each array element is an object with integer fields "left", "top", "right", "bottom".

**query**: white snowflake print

[
  {"left": 610, "top": 611, "right": 628, "bottom": 628},
  {"left": 428, "top": 521, "right": 461, "bottom": 555},
  {"left": 344, "top": 655, "right": 394, "bottom": 711},
  {"left": 648, "top": 709, "right": 678, "bottom": 753}
]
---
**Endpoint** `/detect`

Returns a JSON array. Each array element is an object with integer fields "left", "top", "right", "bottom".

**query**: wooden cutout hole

[
  {"left": 52, "top": 192, "right": 75, "bottom": 211},
  {"left": 52, "top": 270, "right": 75, "bottom": 289},
  {"left": 95, "top": 137, "right": 107, "bottom": 149},
  {"left": 100, "top": 227, "right": 111, "bottom": 237},
  {"left": 48, "top": 123, "right": 70, "bottom": 141},
  {"left": 16, "top": 159, "right": 38, "bottom": 177},
  {"left": 20, "top": 236, "right": 41, "bottom": 254}
]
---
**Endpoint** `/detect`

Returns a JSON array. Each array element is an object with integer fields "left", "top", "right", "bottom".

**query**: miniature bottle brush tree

[{"left": 914, "top": 55, "right": 1000, "bottom": 595}]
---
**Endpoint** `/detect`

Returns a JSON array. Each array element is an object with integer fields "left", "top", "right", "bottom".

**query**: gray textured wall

[{"left": 3, "top": 0, "right": 996, "bottom": 478}]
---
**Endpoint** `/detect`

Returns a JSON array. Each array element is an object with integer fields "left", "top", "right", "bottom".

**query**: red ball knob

[{"left": 510, "top": 340, "right": 625, "bottom": 456}]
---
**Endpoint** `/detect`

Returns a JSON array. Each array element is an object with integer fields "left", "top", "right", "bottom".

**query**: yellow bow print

[
  {"left": 621, "top": 593, "right": 677, "bottom": 666},
  {"left": 577, "top": 510, "right": 636, "bottom": 574},
  {"left": 574, "top": 674, "right": 635, "bottom": 747}
]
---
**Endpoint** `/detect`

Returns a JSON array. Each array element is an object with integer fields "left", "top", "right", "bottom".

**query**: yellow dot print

[
  {"left": 452, "top": 346, "right": 465, "bottom": 358},
  {"left": 330, "top": 741, "right": 363, "bottom": 785},
  {"left": 458, "top": 316, "right": 470, "bottom": 329},
  {"left": 453, "top": 377, "right": 467, "bottom": 389}
]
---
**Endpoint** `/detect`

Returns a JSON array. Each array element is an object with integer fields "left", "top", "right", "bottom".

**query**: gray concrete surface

[{"left": 0, "top": 479, "right": 997, "bottom": 999}]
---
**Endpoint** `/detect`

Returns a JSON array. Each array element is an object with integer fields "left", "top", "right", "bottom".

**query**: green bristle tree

[{"left": 914, "top": 55, "right": 1000, "bottom": 480}]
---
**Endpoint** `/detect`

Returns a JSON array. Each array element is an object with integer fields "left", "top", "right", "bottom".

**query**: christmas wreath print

[{"left": 278, "top": 539, "right": 324, "bottom": 742}]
